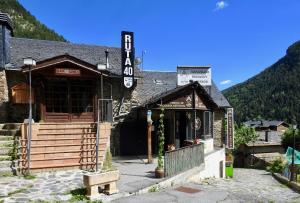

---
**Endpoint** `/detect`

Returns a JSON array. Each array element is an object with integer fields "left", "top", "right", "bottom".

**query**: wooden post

[{"left": 147, "top": 123, "right": 153, "bottom": 164}]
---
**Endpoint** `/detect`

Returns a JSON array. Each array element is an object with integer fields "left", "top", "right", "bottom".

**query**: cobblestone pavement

[
  {"left": 0, "top": 170, "right": 84, "bottom": 202},
  {"left": 0, "top": 157, "right": 160, "bottom": 203},
  {"left": 114, "top": 168, "right": 300, "bottom": 203}
]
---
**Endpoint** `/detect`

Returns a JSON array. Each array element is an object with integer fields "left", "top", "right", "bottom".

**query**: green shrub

[
  {"left": 148, "top": 185, "right": 160, "bottom": 192},
  {"left": 69, "top": 188, "right": 87, "bottom": 201},
  {"left": 281, "top": 127, "right": 300, "bottom": 151},
  {"left": 102, "top": 150, "right": 114, "bottom": 172},
  {"left": 267, "top": 158, "right": 286, "bottom": 173},
  {"left": 234, "top": 124, "right": 258, "bottom": 150},
  {"left": 24, "top": 174, "right": 36, "bottom": 180}
]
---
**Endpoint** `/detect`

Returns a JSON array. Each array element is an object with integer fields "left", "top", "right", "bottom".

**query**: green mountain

[
  {"left": 223, "top": 41, "right": 300, "bottom": 124},
  {"left": 0, "top": 0, "right": 66, "bottom": 42}
]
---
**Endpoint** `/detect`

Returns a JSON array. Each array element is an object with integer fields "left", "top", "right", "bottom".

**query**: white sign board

[{"left": 177, "top": 67, "right": 212, "bottom": 86}]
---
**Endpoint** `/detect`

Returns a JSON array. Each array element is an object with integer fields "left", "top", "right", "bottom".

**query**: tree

[
  {"left": 281, "top": 127, "right": 300, "bottom": 151},
  {"left": 234, "top": 124, "right": 259, "bottom": 150}
]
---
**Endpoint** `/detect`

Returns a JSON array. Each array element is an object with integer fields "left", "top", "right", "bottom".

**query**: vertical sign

[
  {"left": 121, "top": 31, "right": 135, "bottom": 89},
  {"left": 227, "top": 108, "right": 234, "bottom": 149}
]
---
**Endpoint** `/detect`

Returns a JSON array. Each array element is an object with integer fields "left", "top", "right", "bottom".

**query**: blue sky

[{"left": 19, "top": 0, "right": 300, "bottom": 90}]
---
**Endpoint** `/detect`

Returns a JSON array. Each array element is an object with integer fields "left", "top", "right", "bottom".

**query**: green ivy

[
  {"left": 157, "top": 107, "right": 165, "bottom": 170},
  {"left": 8, "top": 136, "right": 18, "bottom": 161}
]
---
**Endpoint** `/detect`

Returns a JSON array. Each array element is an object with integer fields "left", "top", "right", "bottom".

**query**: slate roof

[
  {"left": 7, "top": 37, "right": 230, "bottom": 108},
  {"left": 8, "top": 37, "right": 128, "bottom": 75},
  {"left": 244, "top": 120, "right": 288, "bottom": 128},
  {"left": 136, "top": 70, "right": 231, "bottom": 108}
]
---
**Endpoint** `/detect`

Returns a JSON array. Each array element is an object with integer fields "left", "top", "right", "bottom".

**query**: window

[{"left": 203, "top": 111, "right": 212, "bottom": 136}]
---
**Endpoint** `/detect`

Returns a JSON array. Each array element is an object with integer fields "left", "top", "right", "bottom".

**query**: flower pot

[{"left": 155, "top": 168, "right": 165, "bottom": 178}]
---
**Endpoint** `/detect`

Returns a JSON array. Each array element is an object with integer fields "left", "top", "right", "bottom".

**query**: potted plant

[{"left": 155, "top": 107, "right": 165, "bottom": 178}]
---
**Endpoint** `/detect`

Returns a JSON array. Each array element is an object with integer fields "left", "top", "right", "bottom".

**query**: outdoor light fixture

[
  {"left": 147, "top": 110, "right": 152, "bottom": 124},
  {"left": 23, "top": 57, "right": 36, "bottom": 66},
  {"left": 293, "top": 125, "right": 297, "bottom": 130},
  {"left": 97, "top": 63, "right": 106, "bottom": 70},
  {"left": 23, "top": 57, "right": 36, "bottom": 174}
]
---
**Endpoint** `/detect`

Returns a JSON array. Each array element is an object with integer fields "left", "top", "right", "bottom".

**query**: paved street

[{"left": 113, "top": 168, "right": 300, "bottom": 203}]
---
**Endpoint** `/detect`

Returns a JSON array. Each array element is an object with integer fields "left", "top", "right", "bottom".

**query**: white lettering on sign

[
  {"left": 55, "top": 68, "right": 81, "bottom": 76},
  {"left": 122, "top": 31, "right": 135, "bottom": 89},
  {"left": 227, "top": 108, "right": 234, "bottom": 149},
  {"left": 177, "top": 67, "right": 212, "bottom": 86}
]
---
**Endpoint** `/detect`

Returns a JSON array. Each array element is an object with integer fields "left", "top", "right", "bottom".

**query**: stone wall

[
  {"left": 0, "top": 70, "right": 9, "bottom": 122},
  {"left": 213, "top": 109, "right": 225, "bottom": 147},
  {"left": 98, "top": 77, "right": 141, "bottom": 156}
]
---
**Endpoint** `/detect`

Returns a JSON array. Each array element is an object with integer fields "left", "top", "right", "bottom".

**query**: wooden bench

[{"left": 83, "top": 170, "right": 120, "bottom": 198}]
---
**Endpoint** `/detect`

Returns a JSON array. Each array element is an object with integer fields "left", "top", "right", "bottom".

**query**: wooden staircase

[{"left": 19, "top": 122, "right": 111, "bottom": 173}]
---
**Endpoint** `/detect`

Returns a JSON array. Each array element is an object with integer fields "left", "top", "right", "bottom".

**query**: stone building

[{"left": 0, "top": 12, "right": 231, "bottom": 176}]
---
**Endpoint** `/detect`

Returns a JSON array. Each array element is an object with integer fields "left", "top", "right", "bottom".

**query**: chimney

[
  {"left": 0, "top": 13, "right": 13, "bottom": 69},
  {"left": 265, "top": 130, "right": 269, "bottom": 142}
]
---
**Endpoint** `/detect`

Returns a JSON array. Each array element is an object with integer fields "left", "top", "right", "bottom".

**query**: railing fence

[{"left": 164, "top": 143, "right": 204, "bottom": 177}]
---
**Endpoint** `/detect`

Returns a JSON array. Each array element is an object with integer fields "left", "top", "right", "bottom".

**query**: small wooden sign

[
  {"left": 227, "top": 108, "right": 234, "bottom": 149},
  {"left": 55, "top": 68, "right": 81, "bottom": 76}
]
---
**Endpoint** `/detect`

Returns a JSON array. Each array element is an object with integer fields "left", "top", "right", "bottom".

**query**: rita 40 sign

[{"left": 121, "top": 31, "right": 135, "bottom": 89}]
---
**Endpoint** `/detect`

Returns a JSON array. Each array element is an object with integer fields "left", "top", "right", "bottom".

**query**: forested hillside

[
  {"left": 0, "top": 0, "right": 66, "bottom": 41},
  {"left": 223, "top": 41, "right": 300, "bottom": 124}
]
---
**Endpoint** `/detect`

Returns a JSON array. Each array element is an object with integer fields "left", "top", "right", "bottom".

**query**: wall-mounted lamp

[
  {"left": 23, "top": 58, "right": 36, "bottom": 66},
  {"left": 147, "top": 110, "right": 152, "bottom": 124}
]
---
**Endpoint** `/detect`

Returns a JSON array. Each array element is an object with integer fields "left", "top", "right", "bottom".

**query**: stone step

[
  {"left": 0, "top": 155, "right": 11, "bottom": 161},
  {"left": 0, "top": 140, "right": 14, "bottom": 146},
  {"left": 0, "top": 129, "right": 20, "bottom": 136},
  {"left": 0, "top": 135, "right": 13, "bottom": 141},
  {"left": 0, "top": 147, "right": 11, "bottom": 155},
  {"left": 0, "top": 167, "right": 15, "bottom": 176},
  {"left": 0, "top": 123, "right": 21, "bottom": 130},
  {"left": 0, "top": 160, "right": 17, "bottom": 168}
]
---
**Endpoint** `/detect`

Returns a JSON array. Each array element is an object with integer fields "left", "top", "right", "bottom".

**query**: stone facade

[
  {"left": 0, "top": 70, "right": 9, "bottom": 122},
  {"left": 213, "top": 109, "right": 226, "bottom": 147}
]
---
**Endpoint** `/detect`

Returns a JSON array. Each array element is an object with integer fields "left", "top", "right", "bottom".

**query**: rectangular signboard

[
  {"left": 121, "top": 31, "right": 135, "bottom": 89},
  {"left": 177, "top": 66, "right": 211, "bottom": 86},
  {"left": 227, "top": 108, "right": 234, "bottom": 149},
  {"left": 55, "top": 68, "right": 81, "bottom": 76}
]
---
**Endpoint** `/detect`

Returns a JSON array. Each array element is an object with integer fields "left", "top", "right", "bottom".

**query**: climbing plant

[{"left": 157, "top": 107, "right": 165, "bottom": 170}]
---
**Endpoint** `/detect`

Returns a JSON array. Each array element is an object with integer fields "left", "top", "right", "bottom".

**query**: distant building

[
  {"left": 235, "top": 120, "right": 289, "bottom": 168},
  {"left": 244, "top": 120, "right": 289, "bottom": 133}
]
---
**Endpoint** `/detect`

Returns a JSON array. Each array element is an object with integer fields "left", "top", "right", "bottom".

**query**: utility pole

[{"left": 290, "top": 124, "right": 297, "bottom": 181}]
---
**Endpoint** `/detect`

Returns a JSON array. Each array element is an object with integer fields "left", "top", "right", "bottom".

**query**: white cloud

[
  {"left": 214, "top": 1, "right": 229, "bottom": 11},
  {"left": 220, "top": 80, "right": 232, "bottom": 85}
]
